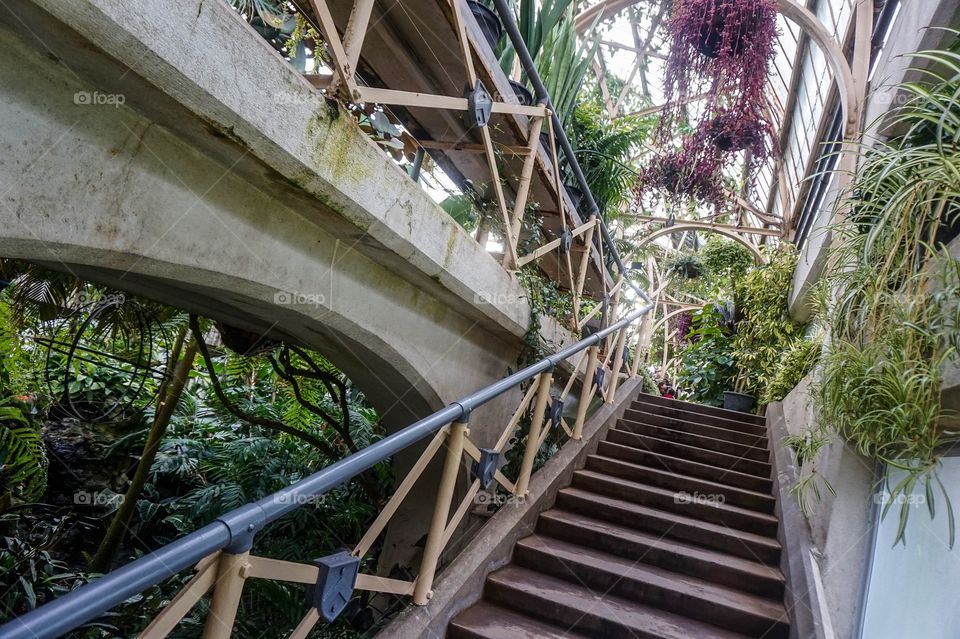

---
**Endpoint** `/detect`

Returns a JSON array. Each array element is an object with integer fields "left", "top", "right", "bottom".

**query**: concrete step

[
  {"left": 537, "top": 508, "right": 786, "bottom": 598},
  {"left": 572, "top": 469, "right": 780, "bottom": 536},
  {"left": 448, "top": 601, "right": 591, "bottom": 639},
  {"left": 632, "top": 395, "right": 768, "bottom": 433},
  {"left": 484, "top": 564, "right": 752, "bottom": 639},
  {"left": 616, "top": 421, "right": 771, "bottom": 462},
  {"left": 585, "top": 454, "right": 776, "bottom": 513},
  {"left": 606, "top": 428, "right": 773, "bottom": 478},
  {"left": 514, "top": 535, "right": 790, "bottom": 638},
  {"left": 556, "top": 486, "right": 782, "bottom": 565},
  {"left": 622, "top": 408, "right": 769, "bottom": 447},
  {"left": 597, "top": 440, "right": 773, "bottom": 493}
]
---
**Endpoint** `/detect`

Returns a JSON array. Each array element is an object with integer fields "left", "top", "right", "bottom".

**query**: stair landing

[{"left": 448, "top": 393, "right": 789, "bottom": 638}]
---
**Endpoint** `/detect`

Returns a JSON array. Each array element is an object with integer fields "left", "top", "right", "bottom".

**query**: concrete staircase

[{"left": 448, "top": 393, "right": 789, "bottom": 638}]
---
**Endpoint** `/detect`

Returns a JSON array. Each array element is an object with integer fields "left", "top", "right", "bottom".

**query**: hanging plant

[
  {"left": 634, "top": 138, "right": 727, "bottom": 212},
  {"left": 676, "top": 312, "right": 693, "bottom": 342},
  {"left": 659, "top": 0, "right": 779, "bottom": 174},
  {"left": 701, "top": 110, "right": 773, "bottom": 159},
  {"left": 664, "top": 253, "right": 706, "bottom": 280}
]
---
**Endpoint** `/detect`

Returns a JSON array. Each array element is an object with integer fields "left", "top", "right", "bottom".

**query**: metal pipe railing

[
  {"left": 1, "top": 301, "right": 652, "bottom": 639},
  {"left": 489, "top": 0, "right": 650, "bottom": 307}
]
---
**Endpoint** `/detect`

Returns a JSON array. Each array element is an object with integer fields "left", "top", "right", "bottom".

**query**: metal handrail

[{"left": 2, "top": 303, "right": 652, "bottom": 639}]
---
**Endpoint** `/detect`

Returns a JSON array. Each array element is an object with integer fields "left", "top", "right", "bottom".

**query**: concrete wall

[
  {"left": 0, "top": 0, "right": 591, "bottom": 575},
  {"left": 778, "top": 375, "right": 875, "bottom": 639},
  {"left": 0, "top": 0, "right": 555, "bottom": 431}
]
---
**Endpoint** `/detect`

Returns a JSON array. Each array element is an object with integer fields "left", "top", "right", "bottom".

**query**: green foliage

[
  {"left": 807, "top": 35, "right": 960, "bottom": 546},
  {"left": 0, "top": 404, "right": 47, "bottom": 503},
  {"left": 676, "top": 303, "right": 736, "bottom": 406},
  {"left": 500, "top": 0, "right": 598, "bottom": 126},
  {"left": 568, "top": 99, "right": 652, "bottom": 215},
  {"left": 663, "top": 252, "right": 705, "bottom": 280},
  {"left": 439, "top": 194, "right": 479, "bottom": 232},
  {"left": 731, "top": 246, "right": 805, "bottom": 399},
  {"left": 761, "top": 337, "right": 821, "bottom": 406},
  {"left": 701, "top": 236, "right": 754, "bottom": 286}
]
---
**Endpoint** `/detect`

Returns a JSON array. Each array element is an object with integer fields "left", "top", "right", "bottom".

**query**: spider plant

[{"left": 802, "top": 33, "right": 960, "bottom": 546}]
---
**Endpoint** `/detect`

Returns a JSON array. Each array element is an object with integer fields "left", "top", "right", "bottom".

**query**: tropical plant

[
  {"left": 664, "top": 253, "right": 706, "bottom": 280},
  {"left": 802, "top": 35, "right": 960, "bottom": 545},
  {"left": 634, "top": 137, "right": 727, "bottom": 212},
  {"left": 729, "top": 245, "right": 805, "bottom": 399},
  {"left": 568, "top": 99, "right": 652, "bottom": 217},
  {"left": 676, "top": 303, "right": 737, "bottom": 405},
  {"left": 761, "top": 336, "right": 821, "bottom": 406},
  {"left": 701, "top": 235, "right": 754, "bottom": 286},
  {"left": 499, "top": 0, "right": 599, "bottom": 126}
]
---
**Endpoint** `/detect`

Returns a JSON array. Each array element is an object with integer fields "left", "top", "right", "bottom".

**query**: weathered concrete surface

[
  {"left": 0, "top": 0, "right": 553, "bottom": 429},
  {"left": 778, "top": 375, "right": 874, "bottom": 639}
]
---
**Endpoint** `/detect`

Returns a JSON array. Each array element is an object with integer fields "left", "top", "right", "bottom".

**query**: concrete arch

[
  {"left": 0, "top": 18, "right": 533, "bottom": 435},
  {"left": 638, "top": 224, "right": 766, "bottom": 263},
  {"left": 576, "top": 0, "right": 862, "bottom": 137}
]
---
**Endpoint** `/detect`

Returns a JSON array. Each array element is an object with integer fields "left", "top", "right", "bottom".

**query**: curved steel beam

[
  {"left": 651, "top": 305, "right": 698, "bottom": 336},
  {"left": 575, "top": 0, "right": 861, "bottom": 138},
  {"left": 636, "top": 224, "right": 766, "bottom": 263}
]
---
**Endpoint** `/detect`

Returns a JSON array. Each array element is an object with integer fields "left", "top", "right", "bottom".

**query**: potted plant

[
  {"left": 468, "top": 1, "right": 503, "bottom": 49},
  {"left": 723, "top": 381, "right": 756, "bottom": 413}
]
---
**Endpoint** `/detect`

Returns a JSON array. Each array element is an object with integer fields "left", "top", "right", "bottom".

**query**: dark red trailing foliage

[
  {"left": 634, "top": 137, "right": 727, "bottom": 213},
  {"left": 658, "top": 0, "right": 779, "bottom": 173},
  {"left": 676, "top": 312, "right": 693, "bottom": 342}
]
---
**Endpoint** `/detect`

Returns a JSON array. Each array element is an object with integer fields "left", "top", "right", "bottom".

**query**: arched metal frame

[{"left": 636, "top": 223, "right": 767, "bottom": 263}]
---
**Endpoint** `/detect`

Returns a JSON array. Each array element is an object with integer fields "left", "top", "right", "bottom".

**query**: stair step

[
  {"left": 623, "top": 408, "right": 769, "bottom": 447},
  {"left": 514, "top": 536, "right": 790, "bottom": 638},
  {"left": 537, "top": 508, "right": 785, "bottom": 598},
  {"left": 448, "top": 601, "right": 591, "bottom": 639},
  {"left": 631, "top": 395, "right": 767, "bottom": 435},
  {"left": 557, "top": 487, "right": 782, "bottom": 564},
  {"left": 634, "top": 393, "right": 766, "bottom": 427},
  {"left": 607, "top": 428, "right": 772, "bottom": 478},
  {"left": 573, "top": 470, "right": 779, "bottom": 536},
  {"left": 485, "top": 565, "right": 752, "bottom": 639},
  {"left": 597, "top": 440, "right": 773, "bottom": 493},
  {"left": 616, "top": 421, "right": 770, "bottom": 462},
  {"left": 585, "top": 454, "right": 776, "bottom": 513}
]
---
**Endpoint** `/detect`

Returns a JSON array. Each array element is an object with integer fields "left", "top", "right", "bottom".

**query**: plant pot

[
  {"left": 723, "top": 391, "right": 756, "bottom": 413},
  {"left": 509, "top": 80, "right": 534, "bottom": 106},
  {"left": 696, "top": 4, "right": 760, "bottom": 59},
  {"left": 467, "top": 1, "right": 502, "bottom": 50}
]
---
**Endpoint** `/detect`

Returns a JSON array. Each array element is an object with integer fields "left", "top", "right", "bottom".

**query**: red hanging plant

[
  {"left": 658, "top": 0, "right": 779, "bottom": 173},
  {"left": 634, "top": 137, "right": 727, "bottom": 213}
]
